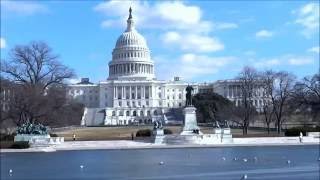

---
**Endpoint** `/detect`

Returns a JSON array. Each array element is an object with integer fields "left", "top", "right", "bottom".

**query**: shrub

[
  {"left": 136, "top": 129, "right": 152, "bottom": 137},
  {"left": 50, "top": 133, "right": 58, "bottom": 137},
  {"left": 285, "top": 127, "right": 320, "bottom": 136},
  {"left": 164, "top": 128, "right": 173, "bottom": 135},
  {"left": 0, "top": 133, "right": 15, "bottom": 141},
  {"left": 10, "top": 141, "right": 30, "bottom": 149}
]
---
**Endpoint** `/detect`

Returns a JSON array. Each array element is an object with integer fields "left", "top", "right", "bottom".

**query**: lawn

[{"left": 53, "top": 126, "right": 281, "bottom": 141}]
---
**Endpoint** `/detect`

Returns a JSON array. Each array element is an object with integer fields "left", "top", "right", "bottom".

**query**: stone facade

[
  {"left": 67, "top": 9, "right": 198, "bottom": 126},
  {"left": 66, "top": 8, "right": 268, "bottom": 126}
]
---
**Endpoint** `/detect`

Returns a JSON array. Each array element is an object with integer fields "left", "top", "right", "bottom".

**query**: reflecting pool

[{"left": 1, "top": 145, "right": 319, "bottom": 180}]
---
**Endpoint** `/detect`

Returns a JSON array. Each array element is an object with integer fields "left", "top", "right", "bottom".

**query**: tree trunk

[
  {"left": 267, "top": 123, "right": 270, "bottom": 134},
  {"left": 277, "top": 120, "right": 281, "bottom": 134}
]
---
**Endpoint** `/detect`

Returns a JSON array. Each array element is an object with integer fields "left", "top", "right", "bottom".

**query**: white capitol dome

[{"left": 108, "top": 7, "right": 155, "bottom": 80}]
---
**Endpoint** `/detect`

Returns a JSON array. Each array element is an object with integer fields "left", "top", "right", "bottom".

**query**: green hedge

[
  {"left": 10, "top": 141, "right": 30, "bottom": 149},
  {"left": 136, "top": 129, "right": 152, "bottom": 137},
  {"left": 285, "top": 127, "right": 320, "bottom": 136},
  {"left": 0, "top": 133, "right": 15, "bottom": 141},
  {"left": 50, "top": 133, "right": 58, "bottom": 137},
  {"left": 164, "top": 129, "right": 173, "bottom": 135}
]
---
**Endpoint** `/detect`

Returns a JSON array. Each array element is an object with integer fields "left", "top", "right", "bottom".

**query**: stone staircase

[{"left": 81, "top": 108, "right": 105, "bottom": 126}]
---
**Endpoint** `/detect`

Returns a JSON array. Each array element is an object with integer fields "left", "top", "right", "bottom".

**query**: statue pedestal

[
  {"left": 213, "top": 128, "right": 222, "bottom": 134},
  {"left": 180, "top": 106, "right": 202, "bottom": 135},
  {"left": 14, "top": 134, "right": 64, "bottom": 147},
  {"left": 153, "top": 129, "right": 164, "bottom": 144}
]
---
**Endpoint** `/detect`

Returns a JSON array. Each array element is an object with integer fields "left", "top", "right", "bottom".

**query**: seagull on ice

[{"left": 241, "top": 174, "right": 248, "bottom": 179}]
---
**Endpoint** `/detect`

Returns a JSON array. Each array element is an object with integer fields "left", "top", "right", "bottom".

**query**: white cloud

[
  {"left": 155, "top": 54, "right": 235, "bottom": 80},
  {"left": 94, "top": 1, "right": 214, "bottom": 33},
  {"left": 65, "top": 78, "right": 81, "bottom": 84},
  {"left": 1, "top": 1, "right": 48, "bottom": 15},
  {"left": 94, "top": 1, "right": 235, "bottom": 53},
  {"left": 162, "top": 31, "right": 224, "bottom": 52},
  {"left": 254, "top": 58, "right": 280, "bottom": 68},
  {"left": 0, "top": 38, "right": 6, "bottom": 49},
  {"left": 288, "top": 57, "right": 314, "bottom": 65},
  {"left": 253, "top": 55, "right": 314, "bottom": 68},
  {"left": 214, "top": 22, "right": 238, "bottom": 30},
  {"left": 308, "top": 46, "right": 320, "bottom": 53},
  {"left": 294, "top": 3, "right": 319, "bottom": 38},
  {"left": 255, "top": 30, "right": 273, "bottom": 38},
  {"left": 244, "top": 50, "right": 256, "bottom": 56}
]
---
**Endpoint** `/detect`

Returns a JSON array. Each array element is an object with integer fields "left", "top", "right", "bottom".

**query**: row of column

[
  {"left": 113, "top": 85, "right": 152, "bottom": 100},
  {"left": 227, "top": 85, "right": 240, "bottom": 98},
  {"left": 227, "top": 85, "right": 264, "bottom": 98},
  {"left": 110, "top": 63, "right": 154, "bottom": 75},
  {"left": 113, "top": 51, "right": 149, "bottom": 59}
]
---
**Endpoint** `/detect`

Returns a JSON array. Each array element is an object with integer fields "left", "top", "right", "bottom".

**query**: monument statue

[
  {"left": 224, "top": 120, "right": 230, "bottom": 128},
  {"left": 153, "top": 120, "right": 163, "bottom": 130},
  {"left": 185, "top": 85, "right": 194, "bottom": 106},
  {"left": 214, "top": 121, "right": 220, "bottom": 128}
]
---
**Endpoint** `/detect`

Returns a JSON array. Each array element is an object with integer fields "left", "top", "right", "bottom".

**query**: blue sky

[{"left": 1, "top": 0, "right": 319, "bottom": 83}]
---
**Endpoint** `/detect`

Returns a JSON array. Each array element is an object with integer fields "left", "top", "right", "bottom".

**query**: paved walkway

[{"left": 1, "top": 137, "right": 319, "bottom": 153}]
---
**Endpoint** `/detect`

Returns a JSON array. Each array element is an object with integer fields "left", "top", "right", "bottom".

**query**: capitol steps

[{"left": 81, "top": 108, "right": 105, "bottom": 126}]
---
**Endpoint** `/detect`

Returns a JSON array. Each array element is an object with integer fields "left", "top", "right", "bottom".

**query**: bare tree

[
  {"left": 1, "top": 42, "right": 75, "bottom": 125},
  {"left": 1, "top": 41, "right": 74, "bottom": 90},
  {"left": 260, "top": 70, "right": 276, "bottom": 134},
  {"left": 291, "top": 74, "right": 320, "bottom": 122},
  {"left": 271, "top": 72, "right": 296, "bottom": 134},
  {"left": 236, "top": 66, "right": 259, "bottom": 135}
]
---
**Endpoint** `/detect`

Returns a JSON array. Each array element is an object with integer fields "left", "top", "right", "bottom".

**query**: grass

[{"left": 53, "top": 126, "right": 282, "bottom": 141}]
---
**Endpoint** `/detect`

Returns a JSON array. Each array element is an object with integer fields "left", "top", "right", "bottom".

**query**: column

[
  {"left": 129, "top": 86, "right": 132, "bottom": 99},
  {"left": 135, "top": 86, "right": 138, "bottom": 99},
  {"left": 122, "top": 86, "right": 124, "bottom": 99},
  {"left": 150, "top": 86, "right": 152, "bottom": 98},
  {"left": 142, "top": 86, "right": 145, "bottom": 99},
  {"left": 232, "top": 86, "right": 234, "bottom": 98}
]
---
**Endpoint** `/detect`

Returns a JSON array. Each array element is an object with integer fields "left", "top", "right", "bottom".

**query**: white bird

[
  {"left": 287, "top": 160, "right": 291, "bottom": 164},
  {"left": 233, "top": 157, "right": 238, "bottom": 161},
  {"left": 222, "top": 157, "right": 226, "bottom": 161},
  {"left": 80, "top": 165, "right": 84, "bottom": 169},
  {"left": 241, "top": 174, "right": 248, "bottom": 179},
  {"left": 243, "top": 158, "right": 248, "bottom": 162},
  {"left": 9, "top": 169, "right": 13, "bottom": 173},
  {"left": 159, "top": 161, "right": 164, "bottom": 165}
]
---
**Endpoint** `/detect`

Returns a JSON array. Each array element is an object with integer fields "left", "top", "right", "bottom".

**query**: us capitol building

[{"left": 66, "top": 8, "right": 266, "bottom": 126}]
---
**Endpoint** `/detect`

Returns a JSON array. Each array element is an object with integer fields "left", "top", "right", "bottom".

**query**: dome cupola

[{"left": 108, "top": 7, "right": 155, "bottom": 81}]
